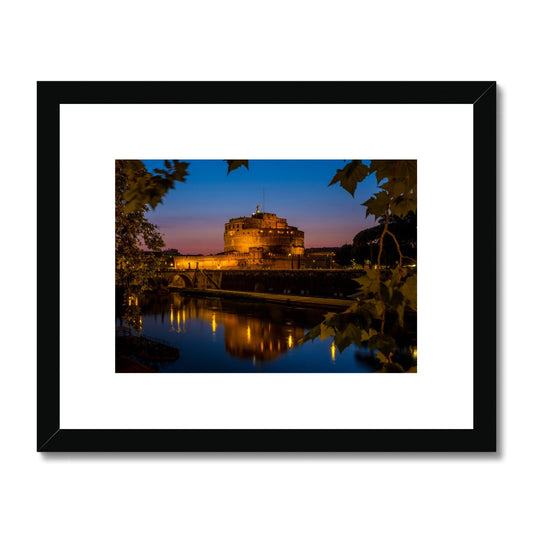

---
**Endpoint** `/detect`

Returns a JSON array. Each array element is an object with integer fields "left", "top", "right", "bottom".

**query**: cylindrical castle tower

[{"left": 224, "top": 208, "right": 304, "bottom": 255}]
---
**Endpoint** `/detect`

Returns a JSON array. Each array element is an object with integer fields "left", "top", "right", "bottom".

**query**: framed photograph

[{"left": 38, "top": 81, "right": 496, "bottom": 452}]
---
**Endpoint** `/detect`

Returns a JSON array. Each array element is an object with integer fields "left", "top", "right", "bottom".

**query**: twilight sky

[{"left": 143, "top": 159, "right": 380, "bottom": 255}]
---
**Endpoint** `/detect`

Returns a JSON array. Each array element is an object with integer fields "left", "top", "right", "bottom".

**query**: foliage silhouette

[
  {"left": 301, "top": 160, "right": 417, "bottom": 372},
  {"left": 116, "top": 160, "right": 249, "bottom": 331}
]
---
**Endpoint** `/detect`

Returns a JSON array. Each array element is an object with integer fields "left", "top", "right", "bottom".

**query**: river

[{"left": 116, "top": 292, "right": 376, "bottom": 373}]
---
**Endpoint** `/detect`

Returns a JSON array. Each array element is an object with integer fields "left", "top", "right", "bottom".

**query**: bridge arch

[{"left": 169, "top": 273, "right": 194, "bottom": 288}]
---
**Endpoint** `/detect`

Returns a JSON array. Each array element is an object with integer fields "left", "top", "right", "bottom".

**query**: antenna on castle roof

[{"left": 263, "top": 187, "right": 265, "bottom": 213}]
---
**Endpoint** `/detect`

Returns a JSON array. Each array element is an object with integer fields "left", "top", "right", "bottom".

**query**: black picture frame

[{"left": 37, "top": 81, "right": 496, "bottom": 452}]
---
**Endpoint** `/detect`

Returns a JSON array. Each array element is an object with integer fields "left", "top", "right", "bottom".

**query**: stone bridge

[
  {"left": 160, "top": 269, "right": 363, "bottom": 298},
  {"left": 162, "top": 269, "right": 223, "bottom": 290}
]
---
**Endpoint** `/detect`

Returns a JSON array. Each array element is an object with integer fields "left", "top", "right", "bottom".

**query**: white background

[
  {"left": 0, "top": 2, "right": 528, "bottom": 533},
  {"left": 60, "top": 103, "right": 473, "bottom": 430}
]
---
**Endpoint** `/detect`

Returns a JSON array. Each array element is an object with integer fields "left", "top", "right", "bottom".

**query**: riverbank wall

[
  {"left": 214, "top": 269, "right": 363, "bottom": 298},
  {"left": 176, "top": 287, "right": 355, "bottom": 310}
]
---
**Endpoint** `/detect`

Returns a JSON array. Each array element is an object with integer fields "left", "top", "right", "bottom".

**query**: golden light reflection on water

[
  {"left": 163, "top": 294, "right": 321, "bottom": 362},
  {"left": 224, "top": 314, "right": 305, "bottom": 361},
  {"left": 145, "top": 293, "right": 374, "bottom": 365},
  {"left": 170, "top": 304, "right": 183, "bottom": 333}
]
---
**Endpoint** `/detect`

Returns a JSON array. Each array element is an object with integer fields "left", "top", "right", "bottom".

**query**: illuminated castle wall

[
  {"left": 224, "top": 209, "right": 304, "bottom": 255},
  {"left": 172, "top": 208, "right": 333, "bottom": 270}
]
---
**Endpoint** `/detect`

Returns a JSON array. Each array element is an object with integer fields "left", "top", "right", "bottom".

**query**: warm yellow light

[
  {"left": 247, "top": 326, "right": 251, "bottom": 342},
  {"left": 330, "top": 341, "right": 336, "bottom": 361},
  {"left": 288, "top": 335, "right": 293, "bottom": 348},
  {"left": 211, "top": 313, "right": 217, "bottom": 333},
  {"left": 170, "top": 306, "right": 174, "bottom": 325}
]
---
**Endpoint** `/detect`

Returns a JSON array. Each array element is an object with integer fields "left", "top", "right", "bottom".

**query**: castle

[
  {"left": 173, "top": 207, "right": 333, "bottom": 270},
  {"left": 224, "top": 206, "right": 304, "bottom": 255}
]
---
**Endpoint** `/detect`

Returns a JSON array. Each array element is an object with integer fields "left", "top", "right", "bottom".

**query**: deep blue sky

[{"left": 143, "top": 160, "right": 380, "bottom": 254}]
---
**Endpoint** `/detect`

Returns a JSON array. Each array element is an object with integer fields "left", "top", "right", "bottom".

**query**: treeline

[{"left": 334, "top": 212, "right": 416, "bottom": 267}]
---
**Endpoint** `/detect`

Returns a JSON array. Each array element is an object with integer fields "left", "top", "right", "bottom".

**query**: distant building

[
  {"left": 224, "top": 207, "right": 304, "bottom": 255},
  {"left": 172, "top": 207, "right": 334, "bottom": 270}
]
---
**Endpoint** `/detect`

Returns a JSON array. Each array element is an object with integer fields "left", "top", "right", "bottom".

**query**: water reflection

[
  {"left": 121, "top": 292, "right": 375, "bottom": 373},
  {"left": 223, "top": 312, "right": 304, "bottom": 361},
  {"left": 146, "top": 293, "right": 306, "bottom": 362}
]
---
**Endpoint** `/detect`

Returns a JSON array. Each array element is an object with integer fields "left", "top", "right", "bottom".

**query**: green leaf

[
  {"left": 334, "top": 321, "right": 378, "bottom": 352},
  {"left": 373, "top": 300, "right": 385, "bottom": 319},
  {"left": 370, "top": 160, "right": 416, "bottom": 185},
  {"left": 389, "top": 266, "right": 401, "bottom": 288},
  {"left": 368, "top": 333, "right": 397, "bottom": 356},
  {"left": 334, "top": 325, "right": 356, "bottom": 353},
  {"left": 299, "top": 324, "right": 321, "bottom": 344},
  {"left": 379, "top": 176, "right": 413, "bottom": 196},
  {"left": 319, "top": 322, "right": 336, "bottom": 341},
  {"left": 379, "top": 282, "right": 391, "bottom": 303},
  {"left": 390, "top": 289, "right": 404, "bottom": 308},
  {"left": 355, "top": 270, "right": 381, "bottom": 294},
  {"left": 396, "top": 300, "right": 406, "bottom": 327},
  {"left": 370, "top": 160, "right": 399, "bottom": 184},
  {"left": 153, "top": 161, "right": 189, "bottom": 183},
  {"left": 357, "top": 299, "right": 383, "bottom": 320},
  {"left": 361, "top": 328, "right": 378, "bottom": 342},
  {"left": 123, "top": 160, "right": 189, "bottom": 214},
  {"left": 329, "top": 160, "right": 370, "bottom": 197},
  {"left": 225, "top": 160, "right": 249, "bottom": 175},
  {"left": 361, "top": 191, "right": 389, "bottom": 220},
  {"left": 376, "top": 361, "right": 406, "bottom": 373},
  {"left": 390, "top": 196, "right": 417, "bottom": 218},
  {"left": 375, "top": 350, "right": 389, "bottom": 364},
  {"left": 400, "top": 274, "right": 417, "bottom": 311},
  {"left": 401, "top": 160, "right": 417, "bottom": 189}
]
